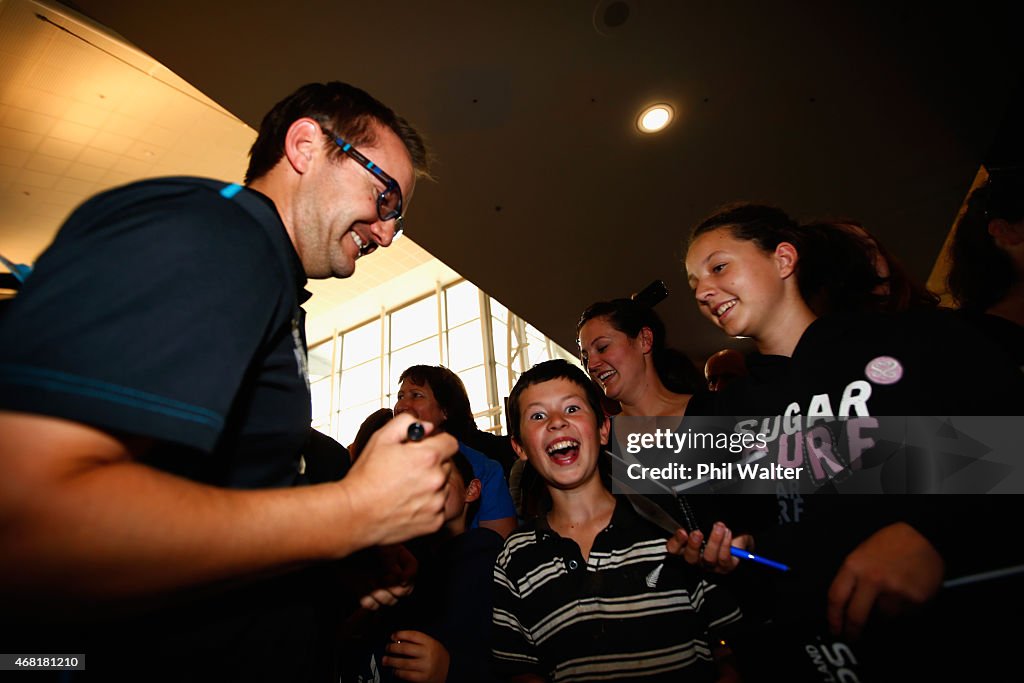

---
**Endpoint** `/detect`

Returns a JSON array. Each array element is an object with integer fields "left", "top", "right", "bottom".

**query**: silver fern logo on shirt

[
  {"left": 291, "top": 317, "right": 309, "bottom": 391},
  {"left": 645, "top": 563, "right": 663, "bottom": 588}
]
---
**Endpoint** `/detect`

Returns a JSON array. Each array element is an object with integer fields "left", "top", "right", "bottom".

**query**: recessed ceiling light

[
  {"left": 593, "top": 0, "right": 637, "bottom": 36},
  {"left": 637, "top": 104, "right": 674, "bottom": 133}
]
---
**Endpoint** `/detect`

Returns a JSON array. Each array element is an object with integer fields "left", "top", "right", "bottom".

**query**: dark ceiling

[{"left": 68, "top": 0, "right": 1024, "bottom": 364}]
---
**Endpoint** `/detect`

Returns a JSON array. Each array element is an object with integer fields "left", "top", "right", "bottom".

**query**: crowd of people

[{"left": 0, "top": 79, "right": 1020, "bottom": 681}]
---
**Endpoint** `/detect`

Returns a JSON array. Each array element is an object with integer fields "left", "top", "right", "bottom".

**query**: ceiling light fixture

[{"left": 637, "top": 103, "right": 674, "bottom": 133}]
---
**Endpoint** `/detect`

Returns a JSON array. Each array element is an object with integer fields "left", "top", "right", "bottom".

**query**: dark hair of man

[
  {"left": 799, "top": 221, "right": 939, "bottom": 315},
  {"left": 576, "top": 298, "right": 701, "bottom": 394},
  {"left": 506, "top": 359, "right": 605, "bottom": 443},
  {"left": 398, "top": 365, "right": 476, "bottom": 439},
  {"left": 947, "top": 168, "right": 1024, "bottom": 311},
  {"left": 244, "top": 81, "right": 430, "bottom": 184}
]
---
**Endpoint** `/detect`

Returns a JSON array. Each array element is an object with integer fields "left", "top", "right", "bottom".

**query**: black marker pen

[{"left": 406, "top": 422, "right": 425, "bottom": 442}]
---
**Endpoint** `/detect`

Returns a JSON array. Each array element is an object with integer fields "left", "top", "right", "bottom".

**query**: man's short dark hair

[
  {"left": 506, "top": 359, "right": 605, "bottom": 443},
  {"left": 244, "top": 81, "right": 430, "bottom": 184}
]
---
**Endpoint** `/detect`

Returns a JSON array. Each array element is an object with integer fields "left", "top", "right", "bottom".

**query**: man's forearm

[
  {"left": 0, "top": 422, "right": 375, "bottom": 599},
  {"left": 0, "top": 411, "right": 453, "bottom": 602}
]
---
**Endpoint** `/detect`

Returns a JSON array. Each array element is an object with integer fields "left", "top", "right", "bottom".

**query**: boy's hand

[
  {"left": 383, "top": 630, "right": 450, "bottom": 683},
  {"left": 357, "top": 543, "right": 417, "bottom": 610},
  {"left": 667, "top": 522, "right": 753, "bottom": 575},
  {"left": 334, "top": 543, "right": 418, "bottom": 611}
]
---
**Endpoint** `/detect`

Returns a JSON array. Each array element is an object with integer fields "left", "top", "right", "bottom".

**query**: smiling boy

[{"left": 492, "top": 360, "right": 742, "bottom": 682}]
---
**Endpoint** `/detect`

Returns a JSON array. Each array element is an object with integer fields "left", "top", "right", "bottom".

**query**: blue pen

[
  {"left": 616, "top": 483, "right": 793, "bottom": 572},
  {"left": 730, "top": 546, "right": 790, "bottom": 572},
  {"left": 606, "top": 449, "right": 792, "bottom": 572}
]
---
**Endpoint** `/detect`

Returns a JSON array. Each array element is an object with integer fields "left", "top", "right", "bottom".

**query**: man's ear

[
  {"left": 774, "top": 241, "right": 799, "bottom": 279},
  {"left": 511, "top": 437, "right": 529, "bottom": 462},
  {"left": 599, "top": 415, "right": 611, "bottom": 447},
  {"left": 465, "top": 478, "right": 482, "bottom": 503},
  {"left": 283, "top": 118, "right": 323, "bottom": 174}
]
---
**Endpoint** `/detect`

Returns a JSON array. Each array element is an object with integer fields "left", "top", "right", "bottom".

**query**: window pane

[
  {"left": 447, "top": 320, "right": 484, "bottom": 371},
  {"left": 457, "top": 365, "right": 488, "bottom": 415},
  {"left": 495, "top": 363, "right": 511, "bottom": 436},
  {"left": 556, "top": 346, "right": 585, "bottom": 368},
  {"left": 339, "top": 358, "right": 381, "bottom": 410},
  {"left": 312, "top": 420, "right": 332, "bottom": 438},
  {"left": 342, "top": 321, "right": 380, "bottom": 368},
  {"left": 491, "top": 318, "right": 508, "bottom": 368},
  {"left": 389, "top": 336, "right": 441, "bottom": 391},
  {"left": 390, "top": 296, "right": 438, "bottom": 350},
  {"left": 489, "top": 296, "right": 508, "bottom": 320},
  {"left": 494, "top": 363, "right": 510, "bottom": 401},
  {"left": 308, "top": 339, "right": 334, "bottom": 382},
  {"left": 445, "top": 281, "right": 479, "bottom": 328},
  {"left": 338, "top": 399, "right": 387, "bottom": 449},
  {"left": 526, "top": 324, "right": 550, "bottom": 365},
  {"left": 311, "top": 376, "right": 332, "bottom": 424}
]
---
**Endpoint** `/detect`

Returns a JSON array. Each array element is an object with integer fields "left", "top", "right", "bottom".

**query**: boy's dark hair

[
  {"left": 244, "top": 81, "right": 430, "bottom": 184},
  {"left": 506, "top": 359, "right": 605, "bottom": 443},
  {"left": 399, "top": 365, "right": 476, "bottom": 439},
  {"left": 349, "top": 408, "right": 393, "bottom": 461},
  {"left": 451, "top": 450, "right": 481, "bottom": 524}
]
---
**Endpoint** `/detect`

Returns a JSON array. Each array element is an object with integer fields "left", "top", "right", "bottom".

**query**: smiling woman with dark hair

[
  {"left": 576, "top": 298, "right": 702, "bottom": 417},
  {"left": 395, "top": 365, "right": 517, "bottom": 539}
]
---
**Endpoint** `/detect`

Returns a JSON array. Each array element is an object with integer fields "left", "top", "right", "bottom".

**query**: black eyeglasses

[{"left": 321, "top": 127, "right": 405, "bottom": 236}]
